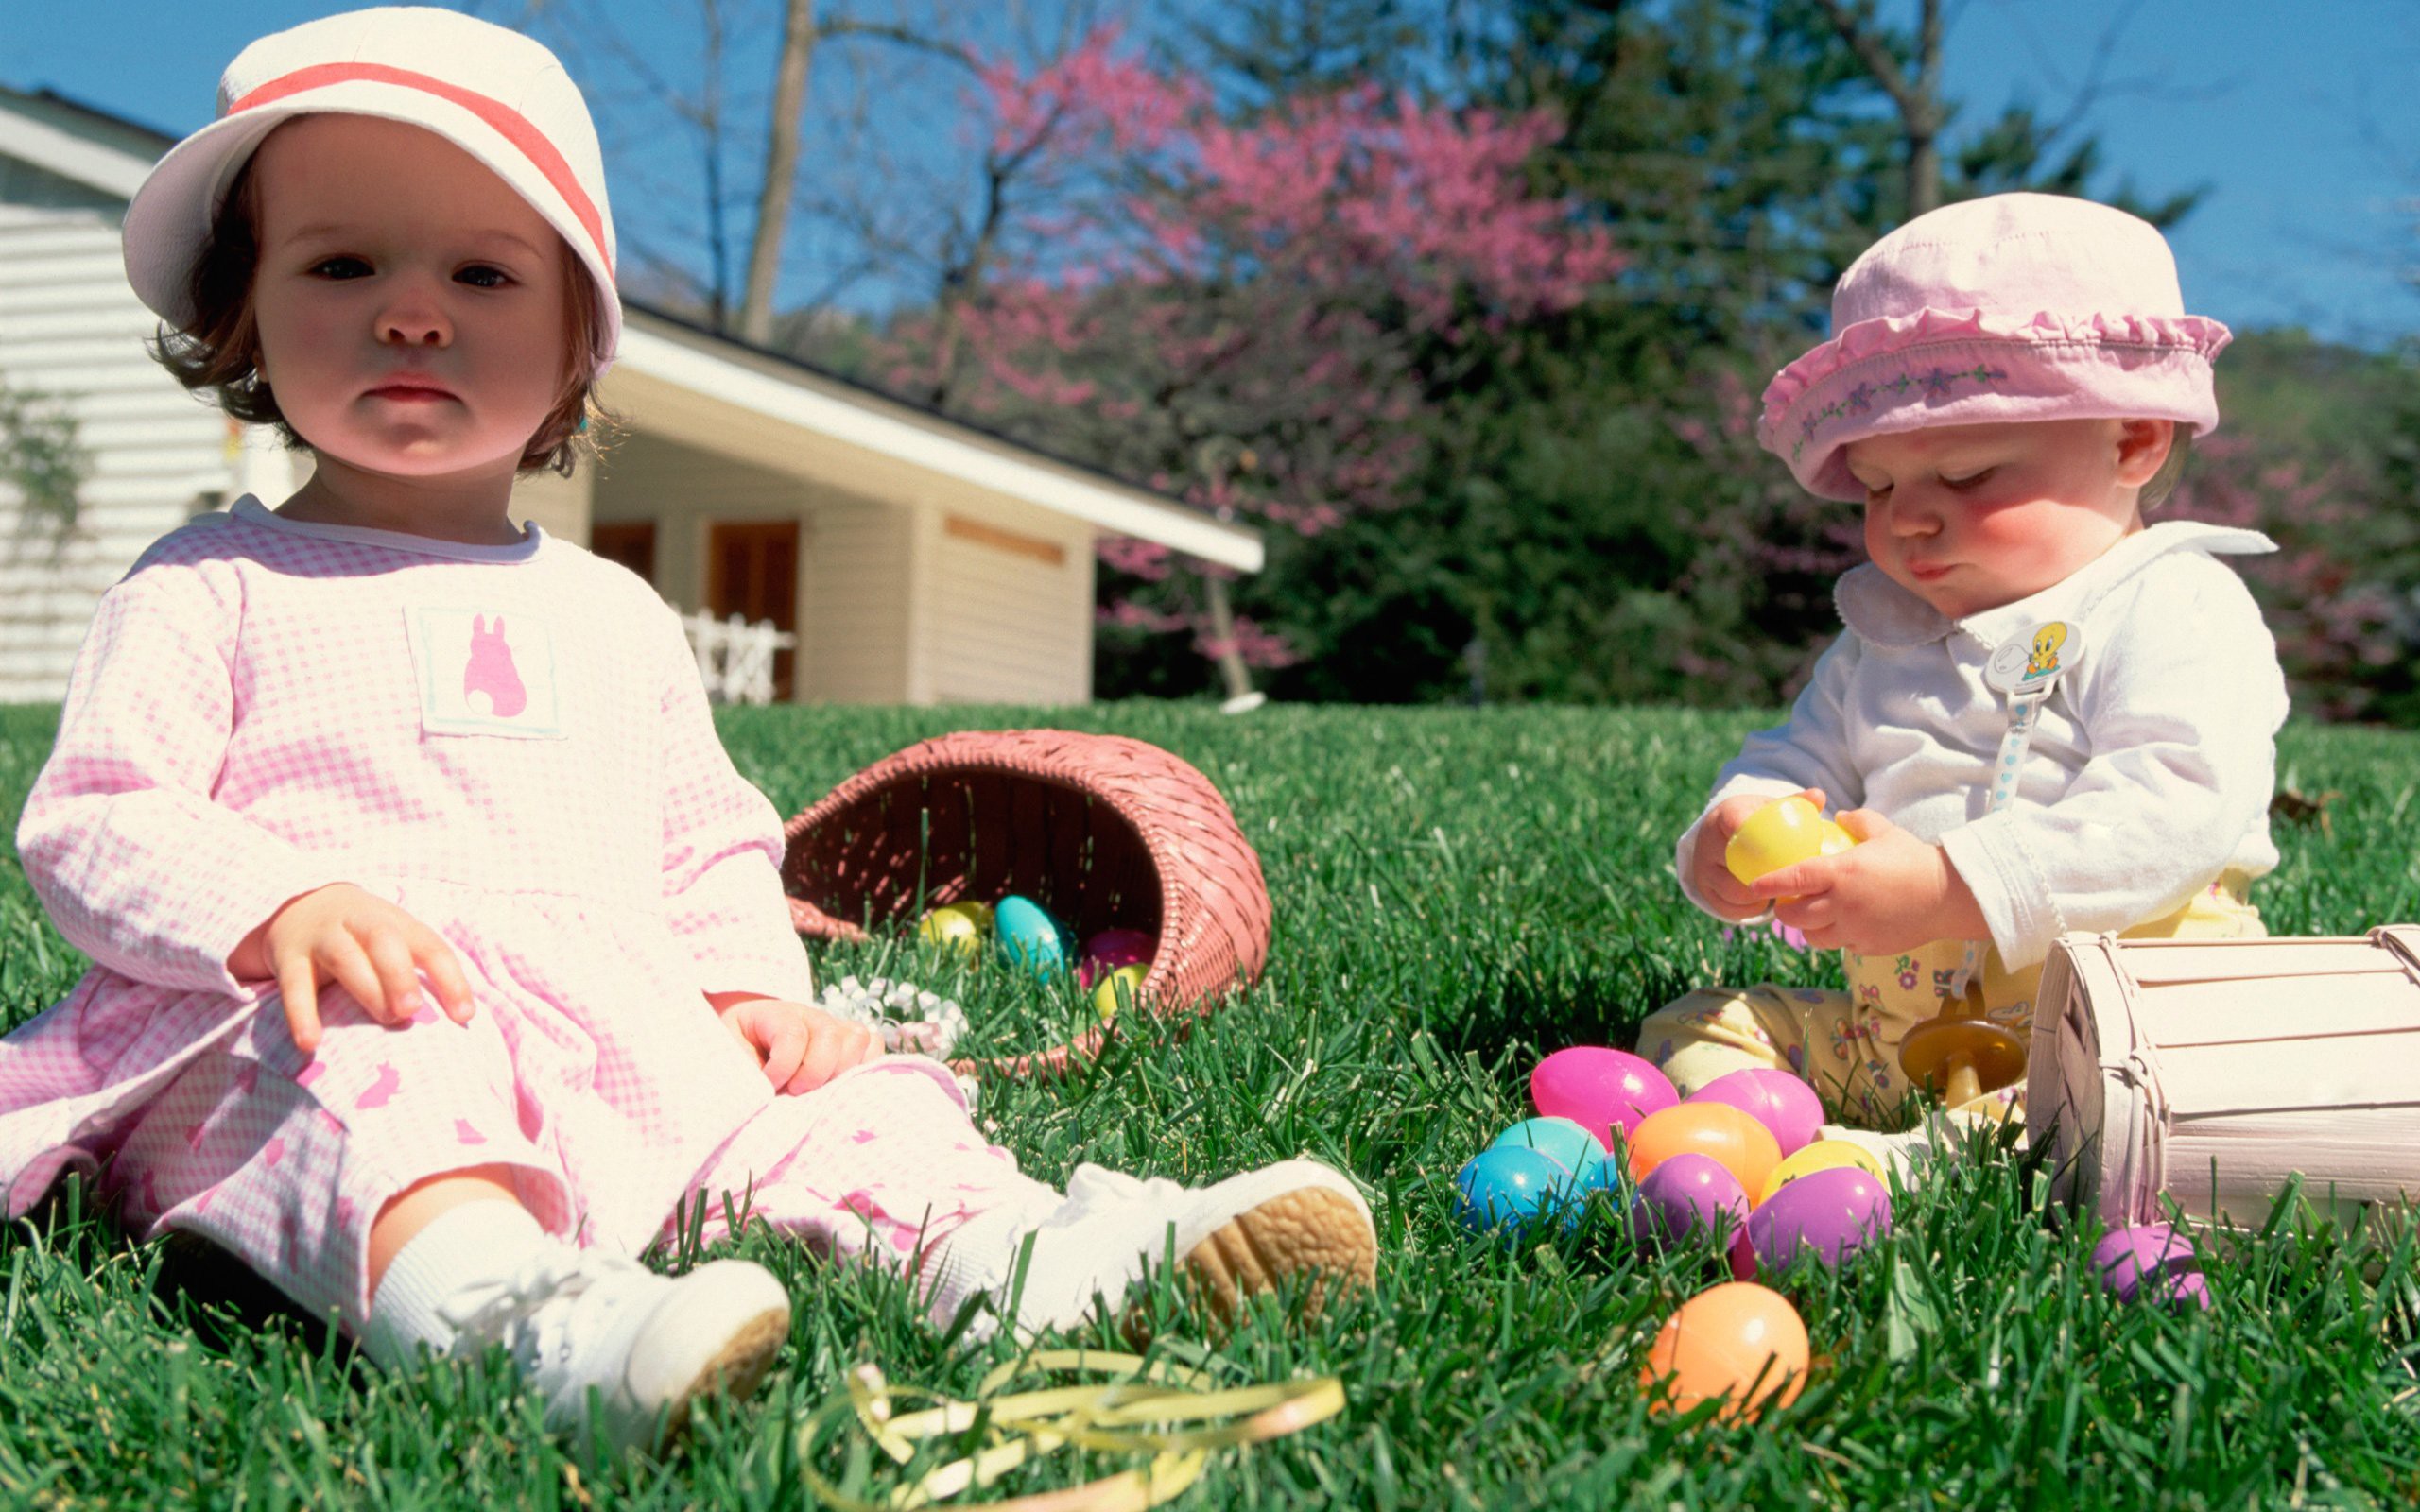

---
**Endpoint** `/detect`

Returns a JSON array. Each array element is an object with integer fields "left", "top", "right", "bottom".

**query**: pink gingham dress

[{"left": 1, "top": 498, "right": 1049, "bottom": 1331}]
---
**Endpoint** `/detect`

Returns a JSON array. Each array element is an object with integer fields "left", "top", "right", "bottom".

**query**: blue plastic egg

[
  {"left": 1454, "top": 1146, "right": 1584, "bottom": 1237},
  {"left": 1488, "top": 1116, "right": 1608, "bottom": 1184},
  {"left": 993, "top": 894, "right": 1073, "bottom": 975}
]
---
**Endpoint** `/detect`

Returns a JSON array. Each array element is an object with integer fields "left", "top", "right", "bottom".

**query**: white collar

[
  {"left": 230, "top": 495, "right": 544, "bottom": 563},
  {"left": 1833, "top": 520, "right": 2276, "bottom": 650}
]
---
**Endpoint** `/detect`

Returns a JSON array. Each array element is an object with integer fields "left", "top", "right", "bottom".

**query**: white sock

[
  {"left": 918, "top": 1194, "right": 1076, "bottom": 1336},
  {"left": 361, "top": 1199, "right": 554, "bottom": 1368}
]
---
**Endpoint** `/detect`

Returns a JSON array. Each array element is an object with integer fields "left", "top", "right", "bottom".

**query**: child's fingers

[
  {"left": 277, "top": 954, "right": 323, "bottom": 1055},
  {"left": 1750, "top": 860, "right": 1831, "bottom": 902},
  {"left": 357, "top": 926, "right": 429, "bottom": 1024},
  {"left": 406, "top": 922, "right": 475, "bottom": 1023},
  {"left": 320, "top": 932, "right": 396, "bottom": 1025},
  {"left": 1838, "top": 808, "right": 1887, "bottom": 841},
  {"left": 761, "top": 1014, "right": 809, "bottom": 1091}
]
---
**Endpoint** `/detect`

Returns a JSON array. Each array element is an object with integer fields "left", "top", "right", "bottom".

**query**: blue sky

[{"left": 10, "top": 1, "right": 2420, "bottom": 347}]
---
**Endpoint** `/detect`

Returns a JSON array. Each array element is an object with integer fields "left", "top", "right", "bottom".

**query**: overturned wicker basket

[{"left": 781, "top": 730, "right": 1273, "bottom": 1076}]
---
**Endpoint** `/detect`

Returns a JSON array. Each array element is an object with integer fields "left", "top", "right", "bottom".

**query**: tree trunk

[
  {"left": 740, "top": 0, "right": 817, "bottom": 346},
  {"left": 1201, "top": 573, "right": 1255, "bottom": 702}
]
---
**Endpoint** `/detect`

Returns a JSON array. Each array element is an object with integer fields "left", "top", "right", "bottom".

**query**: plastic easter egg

[
  {"left": 1077, "top": 928, "right": 1156, "bottom": 988},
  {"left": 1687, "top": 1069, "right": 1825, "bottom": 1160},
  {"left": 993, "top": 894, "right": 1073, "bottom": 975},
  {"left": 2093, "top": 1223, "right": 2204, "bottom": 1306},
  {"left": 1630, "top": 1153, "right": 1749, "bottom": 1249},
  {"left": 1490, "top": 1117, "right": 1608, "bottom": 1183},
  {"left": 1754, "top": 1140, "right": 1889, "bottom": 1207},
  {"left": 1818, "top": 819, "right": 1858, "bottom": 856},
  {"left": 916, "top": 904, "right": 986, "bottom": 954},
  {"left": 1530, "top": 1047, "right": 1678, "bottom": 1146},
  {"left": 1744, "top": 1166, "right": 1892, "bottom": 1274},
  {"left": 1091, "top": 964, "right": 1148, "bottom": 1022},
  {"left": 1641, "top": 1281, "right": 1808, "bottom": 1421},
  {"left": 1724, "top": 797, "right": 1827, "bottom": 885},
  {"left": 1626, "top": 1103, "right": 1782, "bottom": 1199},
  {"left": 1454, "top": 1146, "right": 1582, "bottom": 1237}
]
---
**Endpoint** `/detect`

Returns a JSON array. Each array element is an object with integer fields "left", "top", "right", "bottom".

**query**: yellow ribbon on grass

[{"left": 799, "top": 1348, "right": 1345, "bottom": 1510}]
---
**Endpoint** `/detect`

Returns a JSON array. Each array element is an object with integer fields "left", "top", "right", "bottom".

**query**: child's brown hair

[{"left": 149, "top": 146, "right": 607, "bottom": 477}]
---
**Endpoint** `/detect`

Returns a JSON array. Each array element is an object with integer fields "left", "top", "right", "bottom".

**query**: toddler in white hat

[
  {"left": 1641, "top": 194, "right": 2288, "bottom": 1161},
  {"left": 0, "top": 5, "right": 1374, "bottom": 1461}
]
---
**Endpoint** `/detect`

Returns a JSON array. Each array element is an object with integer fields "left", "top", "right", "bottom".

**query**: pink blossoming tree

[{"left": 878, "top": 27, "right": 1621, "bottom": 695}]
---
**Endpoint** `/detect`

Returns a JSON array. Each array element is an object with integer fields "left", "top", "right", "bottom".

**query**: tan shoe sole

[
  {"left": 648, "top": 1302, "right": 792, "bottom": 1451},
  {"left": 1179, "top": 1187, "right": 1378, "bottom": 1326}
]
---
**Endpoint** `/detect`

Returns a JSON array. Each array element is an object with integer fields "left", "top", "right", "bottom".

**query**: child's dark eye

[
  {"left": 455, "top": 265, "right": 511, "bottom": 289},
  {"left": 309, "top": 255, "right": 372, "bottom": 279}
]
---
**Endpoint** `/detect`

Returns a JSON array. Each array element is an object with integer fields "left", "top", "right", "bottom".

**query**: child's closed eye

[{"left": 1941, "top": 467, "right": 1996, "bottom": 491}]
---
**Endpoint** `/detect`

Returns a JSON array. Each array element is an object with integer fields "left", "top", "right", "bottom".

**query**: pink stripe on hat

[{"left": 227, "top": 61, "right": 612, "bottom": 277}]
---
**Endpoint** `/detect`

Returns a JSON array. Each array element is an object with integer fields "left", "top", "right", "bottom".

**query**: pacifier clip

[{"left": 1950, "top": 620, "right": 2082, "bottom": 1000}]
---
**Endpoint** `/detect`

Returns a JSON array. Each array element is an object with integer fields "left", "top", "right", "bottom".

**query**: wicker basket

[
  {"left": 781, "top": 730, "right": 1273, "bottom": 1076},
  {"left": 2027, "top": 926, "right": 2420, "bottom": 1233}
]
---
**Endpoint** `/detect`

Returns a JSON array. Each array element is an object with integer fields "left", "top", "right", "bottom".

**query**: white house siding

[
  {"left": 0, "top": 182, "right": 235, "bottom": 702},
  {"left": 804, "top": 501, "right": 914, "bottom": 704},
  {"left": 925, "top": 502, "right": 1093, "bottom": 706}
]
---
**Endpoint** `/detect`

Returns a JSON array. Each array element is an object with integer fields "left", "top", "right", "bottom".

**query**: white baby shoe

[
  {"left": 931, "top": 1159, "right": 1378, "bottom": 1337},
  {"left": 441, "top": 1251, "right": 791, "bottom": 1456}
]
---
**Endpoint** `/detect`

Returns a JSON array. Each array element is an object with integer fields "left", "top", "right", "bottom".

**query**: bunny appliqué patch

[{"left": 403, "top": 606, "right": 566, "bottom": 739}]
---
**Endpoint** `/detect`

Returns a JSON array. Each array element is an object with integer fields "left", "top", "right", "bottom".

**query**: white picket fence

[{"left": 680, "top": 610, "right": 797, "bottom": 705}]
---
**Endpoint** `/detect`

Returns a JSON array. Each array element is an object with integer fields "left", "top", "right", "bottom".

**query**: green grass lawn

[{"left": 2, "top": 700, "right": 2417, "bottom": 1509}]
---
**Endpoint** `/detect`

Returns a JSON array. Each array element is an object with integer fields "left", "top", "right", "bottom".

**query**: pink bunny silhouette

[{"left": 462, "top": 614, "right": 527, "bottom": 717}]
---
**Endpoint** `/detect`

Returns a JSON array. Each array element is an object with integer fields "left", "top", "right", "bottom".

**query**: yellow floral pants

[{"left": 1639, "top": 878, "right": 2263, "bottom": 1126}]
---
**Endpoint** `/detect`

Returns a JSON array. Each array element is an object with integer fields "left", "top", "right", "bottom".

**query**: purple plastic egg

[
  {"left": 1744, "top": 1166, "right": 1893, "bottom": 1274},
  {"left": 1530, "top": 1047, "right": 1679, "bottom": 1146},
  {"left": 1077, "top": 928, "right": 1156, "bottom": 987},
  {"left": 2161, "top": 1270, "right": 2214, "bottom": 1312},
  {"left": 2093, "top": 1223, "right": 2202, "bottom": 1304},
  {"left": 1630, "top": 1153, "right": 1749, "bottom": 1248},
  {"left": 1685, "top": 1069, "right": 1826, "bottom": 1159}
]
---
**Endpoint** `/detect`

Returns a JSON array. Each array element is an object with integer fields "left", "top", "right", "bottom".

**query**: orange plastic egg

[
  {"left": 1626, "top": 1103, "right": 1783, "bottom": 1200},
  {"left": 1641, "top": 1281, "right": 1809, "bottom": 1421}
]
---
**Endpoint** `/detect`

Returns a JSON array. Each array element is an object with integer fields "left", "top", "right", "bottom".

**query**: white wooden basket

[{"left": 2027, "top": 926, "right": 2420, "bottom": 1231}]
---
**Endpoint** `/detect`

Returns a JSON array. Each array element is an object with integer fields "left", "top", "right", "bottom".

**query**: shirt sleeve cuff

[{"left": 1938, "top": 813, "right": 2066, "bottom": 970}]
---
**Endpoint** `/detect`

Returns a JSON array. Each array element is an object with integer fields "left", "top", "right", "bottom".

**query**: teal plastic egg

[
  {"left": 993, "top": 894, "right": 1073, "bottom": 975},
  {"left": 1489, "top": 1116, "right": 1609, "bottom": 1183}
]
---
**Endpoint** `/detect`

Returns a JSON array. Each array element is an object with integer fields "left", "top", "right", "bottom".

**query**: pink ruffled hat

[
  {"left": 1757, "top": 193, "right": 2229, "bottom": 500},
  {"left": 122, "top": 6, "right": 620, "bottom": 369}
]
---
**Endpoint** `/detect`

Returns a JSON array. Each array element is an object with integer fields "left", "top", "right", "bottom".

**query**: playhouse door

[{"left": 706, "top": 519, "right": 800, "bottom": 701}]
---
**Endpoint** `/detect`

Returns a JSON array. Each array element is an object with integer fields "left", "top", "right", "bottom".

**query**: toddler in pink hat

[
  {"left": 1639, "top": 194, "right": 2288, "bottom": 1165},
  {"left": 0, "top": 6, "right": 1372, "bottom": 1460}
]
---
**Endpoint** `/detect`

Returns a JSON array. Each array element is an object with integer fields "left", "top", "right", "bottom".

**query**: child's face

[
  {"left": 247, "top": 115, "right": 573, "bottom": 484},
  {"left": 1844, "top": 418, "right": 2169, "bottom": 619}
]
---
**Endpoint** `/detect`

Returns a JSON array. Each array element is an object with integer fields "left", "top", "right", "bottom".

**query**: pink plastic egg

[
  {"left": 1530, "top": 1047, "right": 1678, "bottom": 1146},
  {"left": 2093, "top": 1223, "right": 2204, "bottom": 1306},
  {"left": 1743, "top": 1166, "right": 1892, "bottom": 1274},
  {"left": 1686, "top": 1069, "right": 1825, "bottom": 1159},
  {"left": 1631, "top": 1153, "right": 1749, "bottom": 1249},
  {"left": 1077, "top": 928, "right": 1156, "bottom": 988}
]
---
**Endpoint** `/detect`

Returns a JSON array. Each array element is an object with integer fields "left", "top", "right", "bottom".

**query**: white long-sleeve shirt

[{"left": 1673, "top": 521, "right": 2289, "bottom": 969}]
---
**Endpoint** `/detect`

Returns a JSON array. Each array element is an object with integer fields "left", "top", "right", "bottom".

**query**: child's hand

[
  {"left": 1690, "top": 787, "right": 1830, "bottom": 920},
  {"left": 717, "top": 998, "right": 882, "bottom": 1095},
  {"left": 229, "top": 884, "right": 474, "bottom": 1055},
  {"left": 1748, "top": 810, "right": 1990, "bottom": 955}
]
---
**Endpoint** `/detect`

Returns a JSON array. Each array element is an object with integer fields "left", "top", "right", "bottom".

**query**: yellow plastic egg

[
  {"left": 1092, "top": 964, "right": 1148, "bottom": 1022},
  {"left": 1724, "top": 798, "right": 1827, "bottom": 885},
  {"left": 1818, "top": 819, "right": 1858, "bottom": 856},
  {"left": 1755, "top": 1139, "right": 1889, "bottom": 1207},
  {"left": 917, "top": 904, "right": 985, "bottom": 954}
]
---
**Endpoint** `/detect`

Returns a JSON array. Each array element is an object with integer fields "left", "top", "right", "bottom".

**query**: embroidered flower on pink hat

[{"left": 1757, "top": 193, "right": 2230, "bottom": 500}]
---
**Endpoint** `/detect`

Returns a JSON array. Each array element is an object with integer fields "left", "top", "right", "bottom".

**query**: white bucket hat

[{"left": 122, "top": 5, "right": 620, "bottom": 369}]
